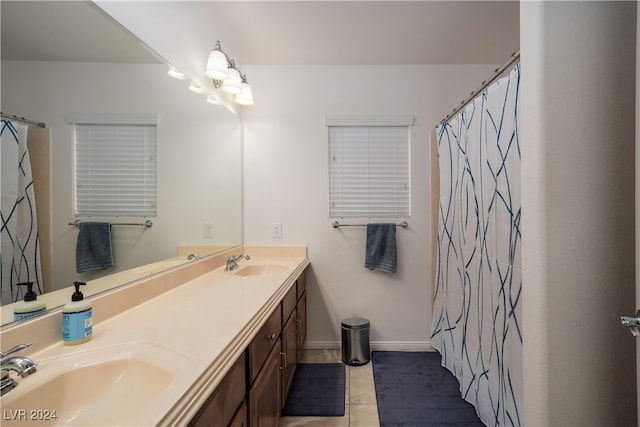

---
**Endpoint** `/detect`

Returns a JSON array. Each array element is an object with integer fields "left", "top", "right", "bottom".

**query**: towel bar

[
  {"left": 332, "top": 221, "right": 408, "bottom": 228},
  {"left": 69, "top": 219, "right": 153, "bottom": 228}
]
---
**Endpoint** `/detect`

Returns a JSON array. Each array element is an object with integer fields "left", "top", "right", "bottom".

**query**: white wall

[
  {"left": 94, "top": 0, "right": 241, "bottom": 116},
  {"left": 2, "top": 61, "right": 242, "bottom": 290},
  {"left": 521, "top": 1, "right": 636, "bottom": 424},
  {"left": 242, "top": 64, "right": 495, "bottom": 348}
]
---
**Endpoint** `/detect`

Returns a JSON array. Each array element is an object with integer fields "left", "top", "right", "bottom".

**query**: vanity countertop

[{"left": 0, "top": 247, "right": 309, "bottom": 426}]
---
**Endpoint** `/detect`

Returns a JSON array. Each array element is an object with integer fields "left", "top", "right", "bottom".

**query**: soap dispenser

[
  {"left": 62, "top": 281, "right": 92, "bottom": 345},
  {"left": 13, "top": 282, "right": 46, "bottom": 321}
]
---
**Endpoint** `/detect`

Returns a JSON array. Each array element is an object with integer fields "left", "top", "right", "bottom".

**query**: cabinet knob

[{"left": 267, "top": 333, "right": 277, "bottom": 341}]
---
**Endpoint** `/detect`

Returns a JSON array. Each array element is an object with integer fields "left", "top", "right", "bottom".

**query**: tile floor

[{"left": 279, "top": 349, "right": 380, "bottom": 427}]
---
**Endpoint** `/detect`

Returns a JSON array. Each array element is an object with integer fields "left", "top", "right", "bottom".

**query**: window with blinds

[
  {"left": 326, "top": 116, "right": 413, "bottom": 219},
  {"left": 67, "top": 114, "right": 158, "bottom": 217}
]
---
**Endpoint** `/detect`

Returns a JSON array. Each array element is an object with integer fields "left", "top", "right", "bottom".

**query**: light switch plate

[
  {"left": 203, "top": 222, "right": 214, "bottom": 238},
  {"left": 272, "top": 223, "right": 282, "bottom": 239}
]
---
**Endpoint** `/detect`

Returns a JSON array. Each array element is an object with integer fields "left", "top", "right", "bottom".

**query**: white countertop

[{"left": 0, "top": 253, "right": 309, "bottom": 426}]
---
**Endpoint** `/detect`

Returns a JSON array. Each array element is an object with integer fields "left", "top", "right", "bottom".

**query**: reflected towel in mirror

[{"left": 76, "top": 222, "right": 114, "bottom": 273}]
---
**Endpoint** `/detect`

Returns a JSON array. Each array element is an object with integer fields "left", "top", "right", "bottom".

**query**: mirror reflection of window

[{"left": 67, "top": 114, "right": 159, "bottom": 218}]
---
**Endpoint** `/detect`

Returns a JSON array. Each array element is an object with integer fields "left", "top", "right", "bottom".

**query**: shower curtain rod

[
  {"left": 439, "top": 51, "right": 520, "bottom": 125},
  {"left": 1, "top": 112, "right": 46, "bottom": 128}
]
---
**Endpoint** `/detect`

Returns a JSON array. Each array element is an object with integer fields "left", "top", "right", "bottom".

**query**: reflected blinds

[{"left": 67, "top": 114, "right": 157, "bottom": 217}]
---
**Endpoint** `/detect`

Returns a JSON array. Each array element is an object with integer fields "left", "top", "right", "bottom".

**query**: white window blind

[
  {"left": 327, "top": 116, "right": 412, "bottom": 219},
  {"left": 67, "top": 114, "right": 158, "bottom": 217}
]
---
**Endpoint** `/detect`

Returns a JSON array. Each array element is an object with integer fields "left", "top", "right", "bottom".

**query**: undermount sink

[
  {"left": 1, "top": 342, "right": 190, "bottom": 426},
  {"left": 233, "top": 263, "right": 288, "bottom": 276}
]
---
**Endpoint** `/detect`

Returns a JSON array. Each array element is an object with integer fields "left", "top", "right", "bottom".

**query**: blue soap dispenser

[{"left": 62, "top": 281, "right": 92, "bottom": 345}]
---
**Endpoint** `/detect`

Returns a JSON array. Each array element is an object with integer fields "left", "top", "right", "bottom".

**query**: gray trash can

[{"left": 341, "top": 317, "right": 371, "bottom": 366}]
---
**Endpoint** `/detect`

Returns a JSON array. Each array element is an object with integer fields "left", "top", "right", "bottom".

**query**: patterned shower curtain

[
  {"left": 431, "top": 64, "right": 522, "bottom": 426},
  {"left": 1, "top": 120, "right": 43, "bottom": 305}
]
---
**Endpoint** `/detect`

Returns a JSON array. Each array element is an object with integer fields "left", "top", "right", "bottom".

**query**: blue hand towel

[
  {"left": 365, "top": 223, "right": 397, "bottom": 274},
  {"left": 76, "top": 222, "right": 114, "bottom": 273}
]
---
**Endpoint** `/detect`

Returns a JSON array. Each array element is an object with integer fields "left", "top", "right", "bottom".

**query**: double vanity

[{"left": 0, "top": 245, "right": 309, "bottom": 427}]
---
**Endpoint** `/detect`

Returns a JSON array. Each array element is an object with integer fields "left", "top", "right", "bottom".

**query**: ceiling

[
  {"left": 1, "top": 1, "right": 159, "bottom": 63},
  {"left": 1, "top": 1, "right": 519, "bottom": 66}
]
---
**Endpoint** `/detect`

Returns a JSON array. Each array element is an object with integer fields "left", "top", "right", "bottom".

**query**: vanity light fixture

[
  {"left": 167, "top": 66, "right": 186, "bottom": 80},
  {"left": 235, "top": 74, "right": 254, "bottom": 106},
  {"left": 205, "top": 40, "right": 254, "bottom": 105},
  {"left": 221, "top": 60, "right": 243, "bottom": 95},
  {"left": 188, "top": 83, "right": 206, "bottom": 94},
  {"left": 205, "top": 41, "right": 230, "bottom": 81}
]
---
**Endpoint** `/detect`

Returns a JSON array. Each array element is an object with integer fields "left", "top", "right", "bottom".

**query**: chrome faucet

[
  {"left": 1, "top": 343, "right": 37, "bottom": 396},
  {"left": 187, "top": 253, "right": 201, "bottom": 261},
  {"left": 225, "top": 254, "right": 250, "bottom": 271}
]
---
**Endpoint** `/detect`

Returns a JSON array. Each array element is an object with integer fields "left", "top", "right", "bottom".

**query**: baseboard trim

[{"left": 304, "top": 341, "right": 434, "bottom": 352}]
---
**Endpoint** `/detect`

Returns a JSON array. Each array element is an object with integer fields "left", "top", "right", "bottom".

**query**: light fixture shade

[
  {"left": 205, "top": 49, "right": 229, "bottom": 80},
  {"left": 188, "top": 83, "right": 206, "bottom": 94},
  {"left": 235, "top": 82, "right": 254, "bottom": 105},
  {"left": 206, "top": 96, "right": 220, "bottom": 105},
  {"left": 167, "top": 66, "right": 186, "bottom": 80},
  {"left": 222, "top": 67, "right": 243, "bottom": 94}
]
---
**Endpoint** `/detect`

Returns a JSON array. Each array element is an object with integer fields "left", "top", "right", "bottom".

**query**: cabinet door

[
  {"left": 296, "top": 270, "right": 306, "bottom": 301},
  {"left": 281, "top": 310, "right": 297, "bottom": 407},
  {"left": 296, "top": 292, "right": 307, "bottom": 362},
  {"left": 188, "top": 353, "right": 246, "bottom": 427},
  {"left": 229, "top": 401, "right": 247, "bottom": 427},
  {"left": 249, "top": 338, "right": 282, "bottom": 427}
]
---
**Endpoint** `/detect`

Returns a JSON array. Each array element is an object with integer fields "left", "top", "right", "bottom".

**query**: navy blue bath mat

[
  {"left": 282, "top": 363, "right": 346, "bottom": 417},
  {"left": 372, "top": 351, "right": 484, "bottom": 426}
]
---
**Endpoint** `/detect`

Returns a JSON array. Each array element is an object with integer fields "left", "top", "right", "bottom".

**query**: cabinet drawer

[
  {"left": 296, "top": 270, "right": 306, "bottom": 301},
  {"left": 282, "top": 285, "right": 297, "bottom": 325},
  {"left": 188, "top": 352, "right": 246, "bottom": 427},
  {"left": 248, "top": 306, "right": 282, "bottom": 384}
]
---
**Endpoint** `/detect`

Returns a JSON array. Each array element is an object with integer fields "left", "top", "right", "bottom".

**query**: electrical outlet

[
  {"left": 203, "top": 222, "right": 214, "bottom": 238},
  {"left": 272, "top": 223, "right": 282, "bottom": 239}
]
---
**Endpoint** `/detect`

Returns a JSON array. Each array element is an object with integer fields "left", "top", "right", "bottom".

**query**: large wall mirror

[{"left": 0, "top": 1, "right": 243, "bottom": 326}]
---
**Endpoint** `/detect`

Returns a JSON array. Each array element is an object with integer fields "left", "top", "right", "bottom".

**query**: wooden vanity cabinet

[
  {"left": 229, "top": 402, "right": 247, "bottom": 427},
  {"left": 249, "top": 338, "right": 282, "bottom": 427},
  {"left": 296, "top": 272, "right": 306, "bottom": 298},
  {"left": 281, "top": 308, "right": 298, "bottom": 404},
  {"left": 193, "top": 267, "right": 308, "bottom": 427},
  {"left": 281, "top": 283, "right": 298, "bottom": 394},
  {"left": 247, "top": 305, "right": 282, "bottom": 427},
  {"left": 282, "top": 285, "right": 297, "bottom": 324},
  {"left": 188, "top": 353, "right": 246, "bottom": 427},
  {"left": 248, "top": 306, "right": 282, "bottom": 384},
  {"left": 295, "top": 291, "right": 307, "bottom": 363},
  {"left": 295, "top": 271, "right": 307, "bottom": 363}
]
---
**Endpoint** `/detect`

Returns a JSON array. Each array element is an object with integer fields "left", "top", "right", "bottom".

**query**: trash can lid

[{"left": 341, "top": 317, "right": 370, "bottom": 329}]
